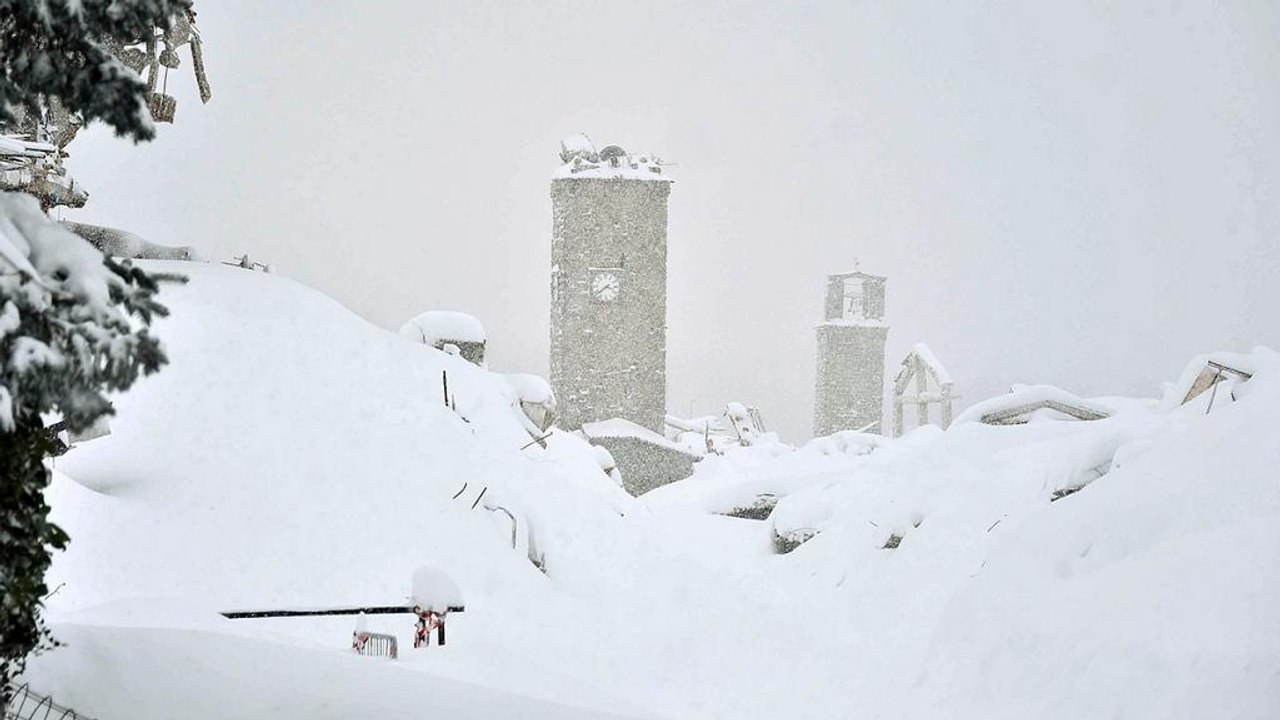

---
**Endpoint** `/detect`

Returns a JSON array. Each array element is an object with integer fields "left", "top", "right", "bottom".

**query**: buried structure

[
  {"left": 1176, "top": 357, "right": 1255, "bottom": 411},
  {"left": 581, "top": 418, "right": 699, "bottom": 496},
  {"left": 400, "top": 311, "right": 488, "bottom": 367},
  {"left": 957, "top": 385, "right": 1113, "bottom": 426}
]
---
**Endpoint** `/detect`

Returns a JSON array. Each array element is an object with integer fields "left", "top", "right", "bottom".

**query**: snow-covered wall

[{"left": 814, "top": 322, "right": 889, "bottom": 436}]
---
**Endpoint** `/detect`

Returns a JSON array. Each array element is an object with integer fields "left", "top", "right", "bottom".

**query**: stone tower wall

[
  {"left": 550, "top": 177, "right": 670, "bottom": 432},
  {"left": 813, "top": 324, "right": 888, "bottom": 437}
]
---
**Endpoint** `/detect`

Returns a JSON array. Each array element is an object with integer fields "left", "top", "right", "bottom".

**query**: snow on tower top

[{"left": 554, "top": 133, "right": 671, "bottom": 182}]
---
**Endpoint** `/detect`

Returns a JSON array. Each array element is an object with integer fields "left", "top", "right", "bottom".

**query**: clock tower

[{"left": 549, "top": 135, "right": 672, "bottom": 432}]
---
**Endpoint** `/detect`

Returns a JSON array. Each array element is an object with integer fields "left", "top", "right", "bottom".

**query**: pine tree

[
  {"left": 0, "top": 0, "right": 192, "bottom": 141},
  {"left": 0, "top": 0, "right": 192, "bottom": 700},
  {"left": 0, "top": 192, "right": 181, "bottom": 700}
]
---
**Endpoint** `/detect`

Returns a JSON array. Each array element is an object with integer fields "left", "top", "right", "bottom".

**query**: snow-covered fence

[
  {"left": 3, "top": 683, "right": 95, "bottom": 720},
  {"left": 352, "top": 631, "right": 398, "bottom": 659}
]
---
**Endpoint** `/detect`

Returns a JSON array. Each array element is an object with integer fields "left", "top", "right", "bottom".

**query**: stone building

[
  {"left": 399, "top": 311, "right": 487, "bottom": 366},
  {"left": 581, "top": 419, "right": 699, "bottom": 496},
  {"left": 549, "top": 135, "right": 672, "bottom": 433},
  {"left": 813, "top": 270, "right": 889, "bottom": 437}
]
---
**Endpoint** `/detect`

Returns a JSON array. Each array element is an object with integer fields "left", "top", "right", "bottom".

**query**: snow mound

[
  {"left": 411, "top": 566, "right": 465, "bottom": 611},
  {"left": 38, "top": 261, "right": 644, "bottom": 716},
  {"left": 399, "top": 309, "right": 487, "bottom": 345},
  {"left": 32, "top": 262, "right": 1280, "bottom": 720},
  {"left": 47, "top": 262, "right": 626, "bottom": 608},
  {"left": 27, "top": 620, "right": 648, "bottom": 720},
  {"left": 909, "top": 362, "right": 1280, "bottom": 719},
  {"left": 952, "top": 383, "right": 1113, "bottom": 425}
]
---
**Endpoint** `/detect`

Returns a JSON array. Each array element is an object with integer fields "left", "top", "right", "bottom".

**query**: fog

[{"left": 63, "top": 0, "right": 1279, "bottom": 441}]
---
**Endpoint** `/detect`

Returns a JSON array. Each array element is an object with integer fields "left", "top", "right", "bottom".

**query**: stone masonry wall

[
  {"left": 814, "top": 324, "right": 889, "bottom": 437},
  {"left": 589, "top": 436, "right": 696, "bottom": 496},
  {"left": 550, "top": 177, "right": 670, "bottom": 432}
]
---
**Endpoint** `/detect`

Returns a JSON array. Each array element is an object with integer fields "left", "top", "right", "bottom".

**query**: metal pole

[{"left": 1205, "top": 365, "right": 1225, "bottom": 415}]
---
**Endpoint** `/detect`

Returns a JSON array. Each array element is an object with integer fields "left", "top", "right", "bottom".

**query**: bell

[{"left": 159, "top": 48, "right": 181, "bottom": 69}]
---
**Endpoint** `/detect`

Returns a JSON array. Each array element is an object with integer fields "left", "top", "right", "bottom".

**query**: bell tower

[
  {"left": 549, "top": 135, "right": 672, "bottom": 432},
  {"left": 814, "top": 270, "right": 889, "bottom": 437}
]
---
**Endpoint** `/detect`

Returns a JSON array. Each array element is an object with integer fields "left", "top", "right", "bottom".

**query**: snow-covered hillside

[
  {"left": 35, "top": 262, "right": 648, "bottom": 718},
  {"left": 25, "top": 263, "right": 1280, "bottom": 719}
]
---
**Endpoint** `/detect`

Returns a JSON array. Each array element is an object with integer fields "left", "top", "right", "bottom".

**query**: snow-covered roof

[
  {"left": 582, "top": 417, "right": 700, "bottom": 456},
  {"left": 909, "top": 343, "right": 952, "bottom": 386},
  {"left": 1161, "top": 348, "right": 1275, "bottom": 410},
  {"left": 953, "top": 385, "right": 1112, "bottom": 426},
  {"left": 895, "top": 342, "right": 953, "bottom": 395},
  {"left": 552, "top": 134, "right": 671, "bottom": 182},
  {"left": 0, "top": 135, "right": 56, "bottom": 158},
  {"left": 399, "top": 311, "right": 486, "bottom": 346},
  {"left": 502, "top": 373, "right": 555, "bottom": 405}
]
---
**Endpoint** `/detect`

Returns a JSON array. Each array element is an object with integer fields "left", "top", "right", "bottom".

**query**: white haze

[{"left": 61, "top": 0, "right": 1279, "bottom": 441}]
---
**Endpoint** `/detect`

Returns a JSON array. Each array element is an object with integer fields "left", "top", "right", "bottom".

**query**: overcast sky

[{"left": 64, "top": 0, "right": 1279, "bottom": 441}]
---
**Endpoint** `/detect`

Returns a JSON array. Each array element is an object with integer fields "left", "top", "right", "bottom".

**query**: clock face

[{"left": 591, "top": 272, "right": 620, "bottom": 302}]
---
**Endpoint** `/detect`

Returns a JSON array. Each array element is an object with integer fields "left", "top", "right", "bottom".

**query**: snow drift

[{"left": 25, "top": 260, "right": 1280, "bottom": 720}]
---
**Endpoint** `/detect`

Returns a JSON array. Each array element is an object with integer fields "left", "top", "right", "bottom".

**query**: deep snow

[{"left": 24, "top": 263, "right": 1280, "bottom": 719}]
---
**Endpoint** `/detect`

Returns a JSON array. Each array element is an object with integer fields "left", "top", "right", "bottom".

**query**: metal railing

[
  {"left": 4, "top": 684, "right": 95, "bottom": 720},
  {"left": 351, "top": 631, "right": 398, "bottom": 659}
]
